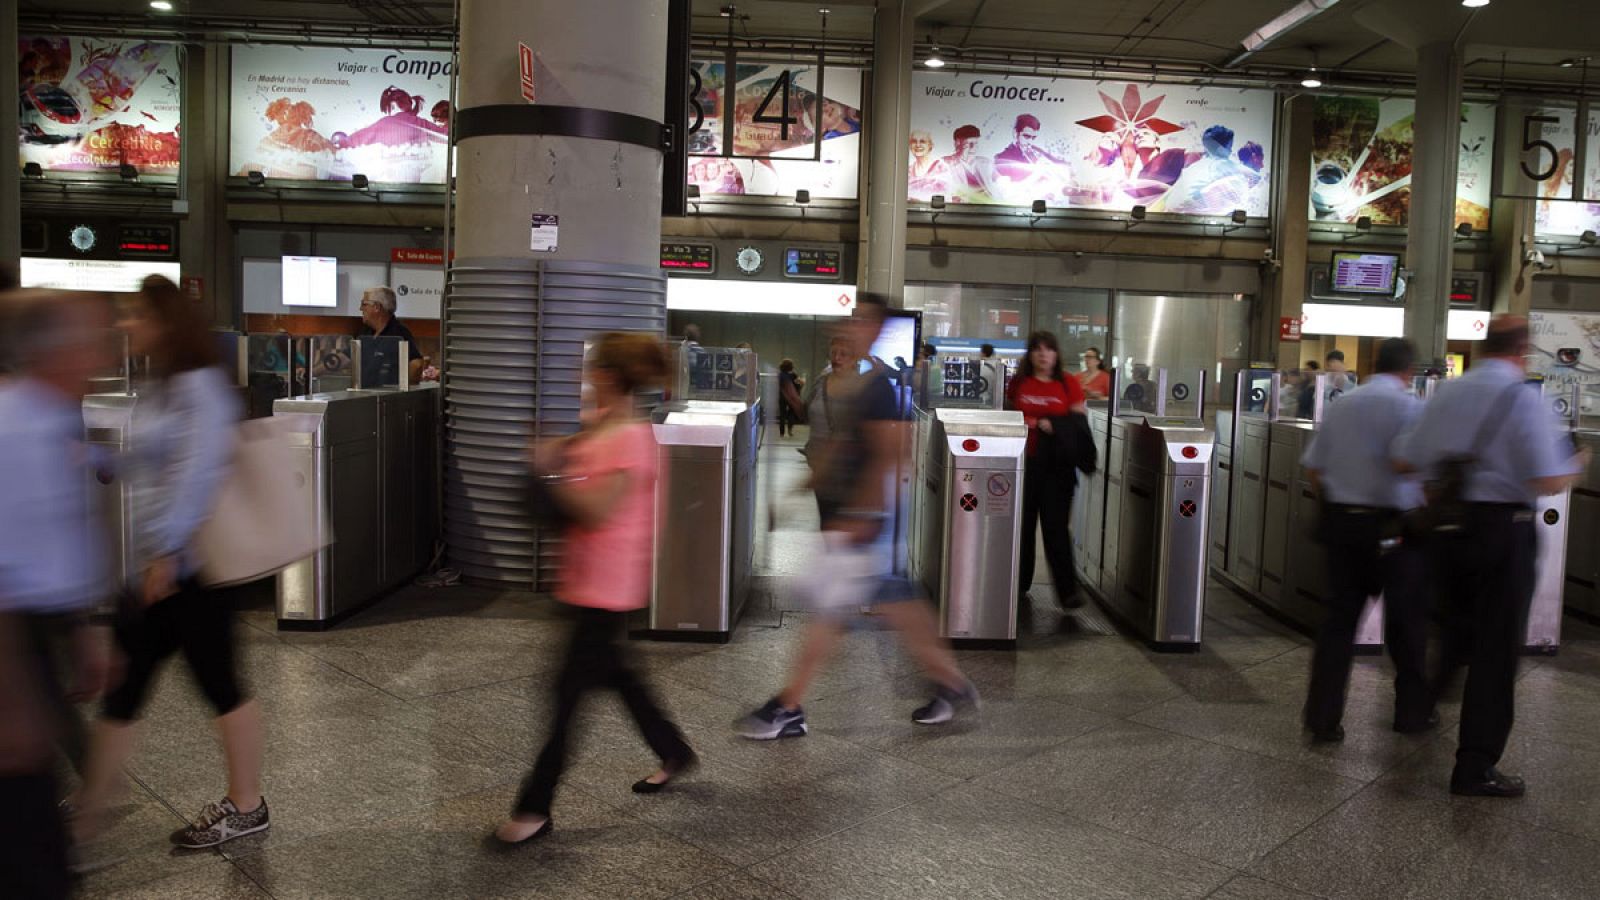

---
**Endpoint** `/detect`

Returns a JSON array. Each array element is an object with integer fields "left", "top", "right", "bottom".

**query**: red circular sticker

[
  {"left": 962, "top": 438, "right": 980, "bottom": 453},
  {"left": 1179, "top": 499, "right": 1197, "bottom": 518}
]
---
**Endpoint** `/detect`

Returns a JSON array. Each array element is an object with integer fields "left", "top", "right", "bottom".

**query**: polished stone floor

[{"left": 72, "top": 438, "right": 1600, "bottom": 899}]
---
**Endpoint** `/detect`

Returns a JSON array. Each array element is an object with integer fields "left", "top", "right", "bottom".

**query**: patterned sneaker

[
  {"left": 735, "top": 698, "right": 808, "bottom": 740},
  {"left": 912, "top": 679, "right": 981, "bottom": 725},
  {"left": 170, "top": 797, "right": 270, "bottom": 848}
]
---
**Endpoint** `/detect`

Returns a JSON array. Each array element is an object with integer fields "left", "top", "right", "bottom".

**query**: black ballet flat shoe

[{"left": 633, "top": 750, "right": 699, "bottom": 794}]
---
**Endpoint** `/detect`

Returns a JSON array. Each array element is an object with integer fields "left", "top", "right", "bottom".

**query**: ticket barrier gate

[
  {"left": 1076, "top": 369, "right": 1213, "bottom": 651},
  {"left": 648, "top": 399, "right": 760, "bottom": 642},
  {"left": 1213, "top": 370, "right": 1568, "bottom": 654},
  {"left": 83, "top": 393, "right": 140, "bottom": 586},
  {"left": 1565, "top": 430, "right": 1600, "bottom": 623},
  {"left": 909, "top": 409, "right": 1026, "bottom": 647},
  {"left": 274, "top": 386, "right": 440, "bottom": 628}
]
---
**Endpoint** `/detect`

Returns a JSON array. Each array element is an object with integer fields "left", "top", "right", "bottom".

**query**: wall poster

[
  {"left": 906, "top": 73, "right": 1274, "bottom": 216},
  {"left": 230, "top": 45, "right": 452, "bottom": 183},
  {"left": 1531, "top": 108, "right": 1600, "bottom": 237},
  {"left": 1529, "top": 311, "right": 1600, "bottom": 415},
  {"left": 19, "top": 36, "right": 181, "bottom": 174},
  {"left": 1309, "top": 97, "right": 1495, "bottom": 230},
  {"left": 687, "top": 61, "right": 862, "bottom": 200}
]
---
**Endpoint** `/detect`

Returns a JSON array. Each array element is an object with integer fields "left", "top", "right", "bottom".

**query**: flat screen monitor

[
  {"left": 281, "top": 255, "right": 338, "bottom": 308},
  {"left": 870, "top": 309, "right": 921, "bottom": 373},
  {"left": 1330, "top": 251, "right": 1399, "bottom": 296}
]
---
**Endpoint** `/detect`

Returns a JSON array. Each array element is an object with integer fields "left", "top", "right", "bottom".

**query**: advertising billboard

[
  {"left": 230, "top": 45, "right": 452, "bottom": 183},
  {"left": 19, "top": 36, "right": 181, "bottom": 174},
  {"left": 686, "top": 61, "right": 862, "bottom": 200},
  {"left": 906, "top": 73, "right": 1274, "bottom": 215},
  {"left": 1309, "top": 97, "right": 1495, "bottom": 229}
]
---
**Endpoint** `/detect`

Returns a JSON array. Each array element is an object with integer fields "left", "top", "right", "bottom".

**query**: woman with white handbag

[{"left": 71, "top": 276, "right": 270, "bottom": 850}]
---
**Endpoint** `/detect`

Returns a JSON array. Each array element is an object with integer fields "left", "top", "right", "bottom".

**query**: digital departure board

[
  {"left": 117, "top": 224, "right": 177, "bottom": 258},
  {"left": 784, "top": 247, "right": 841, "bottom": 279},
  {"left": 1330, "top": 251, "right": 1399, "bottom": 296},
  {"left": 660, "top": 242, "right": 716, "bottom": 274}
]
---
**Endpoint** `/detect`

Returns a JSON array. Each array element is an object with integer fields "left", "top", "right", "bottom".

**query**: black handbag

[{"left": 1414, "top": 383, "right": 1521, "bottom": 537}]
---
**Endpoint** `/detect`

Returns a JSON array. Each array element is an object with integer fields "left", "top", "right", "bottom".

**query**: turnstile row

[
  {"left": 1561, "top": 431, "right": 1600, "bottom": 623},
  {"left": 1211, "top": 412, "right": 1571, "bottom": 654},
  {"left": 1074, "top": 409, "right": 1214, "bottom": 651}
]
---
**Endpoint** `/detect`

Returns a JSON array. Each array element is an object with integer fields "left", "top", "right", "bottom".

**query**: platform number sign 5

[
  {"left": 1521, "top": 115, "right": 1561, "bottom": 182},
  {"left": 752, "top": 69, "right": 800, "bottom": 141}
]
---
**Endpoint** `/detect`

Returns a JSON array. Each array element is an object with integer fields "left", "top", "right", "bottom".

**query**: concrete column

[
  {"left": 1490, "top": 195, "right": 1535, "bottom": 315},
  {"left": 1266, "top": 95, "right": 1312, "bottom": 369},
  {"left": 1, "top": 2, "right": 19, "bottom": 274},
  {"left": 178, "top": 44, "right": 235, "bottom": 327},
  {"left": 860, "top": 0, "right": 915, "bottom": 300},
  {"left": 1403, "top": 41, "right": 1463, "bottom": 362},
  {"left": 447, "top": 0, "right": 669, "bottom": 587}
]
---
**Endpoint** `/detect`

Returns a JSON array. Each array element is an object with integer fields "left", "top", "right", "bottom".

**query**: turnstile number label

[
  {"left": 1179, "top": 499, "right": 1197, "bottom": 518},
  {"left": 959, "top": 493, "right": 979, "bottom": 512}
]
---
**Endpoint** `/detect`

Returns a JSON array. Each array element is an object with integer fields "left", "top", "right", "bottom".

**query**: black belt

[{"left": 1324, "top": 503, "right": 1400, "bottom": 516}]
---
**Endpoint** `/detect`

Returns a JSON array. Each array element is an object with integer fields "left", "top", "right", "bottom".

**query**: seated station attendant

[
  {"left": 357, "top": 286, "right": 425, "bottom": 386},
  {"left": 1007, "top": 331, "right": 1088, "bottom": 610}
]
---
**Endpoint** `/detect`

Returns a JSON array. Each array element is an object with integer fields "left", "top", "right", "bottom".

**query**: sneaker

[
  {"left": 735, "top": 698, "right": 808, "bottom": 740},
  {"left": 170, "top": 797, "right": 270, "bottom": 848},
  {"left": 912, "top": 679, "right": 981, "bottom": 725}
]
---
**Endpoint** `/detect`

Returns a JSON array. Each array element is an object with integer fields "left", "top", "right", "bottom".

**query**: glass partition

[
  {"left": 304, "top": 335, "right": 354, "bottom": 393},
  {"left": 904, "top": 282, "right": 1031, "bottom": 343},
  {"left": 679, "top": 344, "right": 759, "bottom": 404},
  {"left": 1111, "top": 291, "right": 1250, "bottom": 409},
  {"left": 244, "top": 334, "right": 294, "bottom": 418}
]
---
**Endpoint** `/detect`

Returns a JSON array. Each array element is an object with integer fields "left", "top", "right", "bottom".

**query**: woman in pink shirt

[{"left": 495, "top": 333, "right": 694, "bottom": 845}]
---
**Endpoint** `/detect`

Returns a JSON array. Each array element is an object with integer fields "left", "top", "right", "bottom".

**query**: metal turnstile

[
  {"left": 1565, "top": 430, "right": 1600, "bottom": 622},
  {"left": 275, "top": 386, "right": 440, "bottom": 628},
  {"left": 910, "top": 408, "right": 1026, "bottom": 647},
  {"left": 82, "top": 393, "right": 140, "bottom": 586},
  {"left": 648, "top": 399, "right": 759, "bottom": 641},
  {"left": 1088, "top": 413, "right": 1213, "bottom": 650}
]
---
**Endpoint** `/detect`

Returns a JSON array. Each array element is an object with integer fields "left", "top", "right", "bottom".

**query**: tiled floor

[{"left": 70, "top": 438, "right": 1600, "bottom": 899}]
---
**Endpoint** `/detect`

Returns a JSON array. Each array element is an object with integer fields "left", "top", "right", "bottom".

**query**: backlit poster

[
  {"left": 1534, "top": 108, "right": 1600, "bottom": 237},
  {"left": 687, "top": 62, "right": 861, "bottom": 200},
  {"left": 19, "top": 36, "right": 181, "bottom": 174},
  {"left": 230, "top": 46, "right": 452, "bottom": 183},
  {"left": 1309, "top": 97, "right": 1495, "bottom": 229},
  {"left": 907, "top": 73, "right": 1274, "bottom": 215},
  {"left": 1529, "top": 311, "right": 1600, "bottom": 414}
]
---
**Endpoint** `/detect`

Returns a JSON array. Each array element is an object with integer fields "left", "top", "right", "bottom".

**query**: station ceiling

[{"left": 22, "top": 0, "right": 1600, "bottom": 93}]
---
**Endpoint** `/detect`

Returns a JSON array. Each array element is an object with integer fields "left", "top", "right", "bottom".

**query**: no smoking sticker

[{"left": 987, "top": 473, "right": 1012, "bottom": 497}]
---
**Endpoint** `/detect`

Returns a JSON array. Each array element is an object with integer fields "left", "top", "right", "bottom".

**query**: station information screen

[
  {"left": 117, "top": 224, "right": 177, "bottom": 258},
  {"left": 660, "top": 242, "right": 715, "bottom": 274},
  {"left": 784, "top": 247, "right": 841, "bottom": 279},
  {"left": 1330, "top": 251, "right": 1400, "bottom": 295},
  {"left": 281, "top": 256, "right": 338, "bottom": 308}
]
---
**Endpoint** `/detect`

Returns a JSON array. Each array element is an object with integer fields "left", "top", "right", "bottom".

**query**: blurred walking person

[
  {"left": 736, "top": 294, "right": 977, "bottom": 739},
  {"left": 72, "top": 276, "right": 268, "bottom": 849},
  {"left": 0, "top": 288, "right": 121, "bottom": 898},
  {"left": 496, "top": 333, "right": 694, "bottom": 845}
]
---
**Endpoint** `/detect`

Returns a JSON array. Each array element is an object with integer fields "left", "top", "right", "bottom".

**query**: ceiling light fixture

[
  {"left": 1460, "top": 0, "right": 1489, "bottom": 8},
  {"left": 924, "top": 45, "right": 946, "bottom": 69},
  {"left": 1300, "top": 67, "right": 1323, "bottom": 88},
  {"left": 150, "top": 0, "right": 173, "bottom": 10}
]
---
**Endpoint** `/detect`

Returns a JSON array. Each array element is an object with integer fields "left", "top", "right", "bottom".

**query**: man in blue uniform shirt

[
  {"left": 1301, "top": 338, "right": 1434, "bottom": 743},
  {"left": 1401, "top": 316, "right": 1585, "bottom": 797}
]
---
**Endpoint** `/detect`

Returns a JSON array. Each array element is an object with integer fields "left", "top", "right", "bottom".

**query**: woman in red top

[
  {"left": 1006, "top": 331, "right": 1088, "bottom": 614},
  {"left": 1078, "top": 346, "right": 1111, "bottom": 399},
  {"left": 495, "top": 333, "right": 695, "bottom": 845}
]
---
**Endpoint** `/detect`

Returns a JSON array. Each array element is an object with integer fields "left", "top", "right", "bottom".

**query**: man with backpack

[{"left": 1401, "top": 316, "right": 1586, "bottom": 797}]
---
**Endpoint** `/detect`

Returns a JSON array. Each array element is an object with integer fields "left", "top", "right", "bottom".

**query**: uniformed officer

[
  {"left": 1401, "top": 316, "right": 1586, "bottom": 797},
  {"left": 1301, "top": 338, "right": 1433, "bottom": 743}
]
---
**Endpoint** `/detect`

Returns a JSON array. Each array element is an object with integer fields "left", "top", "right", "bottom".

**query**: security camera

[
  {"left": 1525, "top": 248, "right": 1552, "bottom": 269},
  {"left": 1262, "top": 248, "right": 1275, "bottom": 259}
]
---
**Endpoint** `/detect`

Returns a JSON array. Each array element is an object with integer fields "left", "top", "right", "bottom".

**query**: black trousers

[
  {"left": 103, "top": 580, "right": 246, "bottom": 722},
  {"left": 514, "top": 606, "right": 690, "bottom": 817},
  {"left": 1018, "top": 454, "right": 1078, "bottom": 601},
  {"left": 0, "top": 773, "right": 70, "bottom": 900},
  {"left": 1303, "top": 508, "right": 1430, "bottom": 733},
  {"left": 1433, "top": 505, "right": 1537, "bottom": 778},
  {"left": 20, "top": 613, "right": 88, "bottom": 773}
]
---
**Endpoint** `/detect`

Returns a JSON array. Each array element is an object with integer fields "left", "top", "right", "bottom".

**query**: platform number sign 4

[{"left": 752, "top": 69, "right": 800, "bottom": 141}]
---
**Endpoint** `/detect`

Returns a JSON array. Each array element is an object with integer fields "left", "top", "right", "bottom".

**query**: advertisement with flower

[
  {"left": 19, "top": 36, "right": 181, "bottom": 174},
  {"left": 907, "top": 73, "right": 1274, "bottom": 215},
  {"left": 230, "top": 46, "right": 452, "bottom": 183}
]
